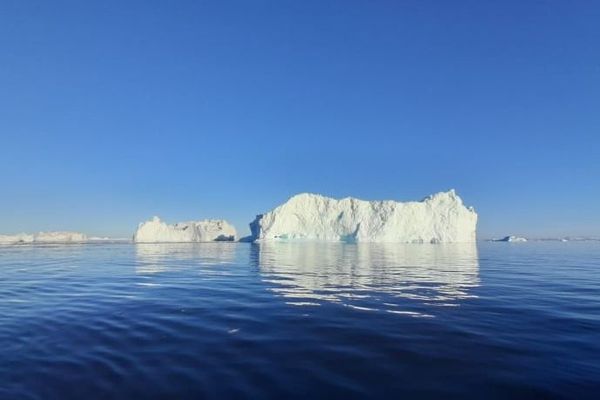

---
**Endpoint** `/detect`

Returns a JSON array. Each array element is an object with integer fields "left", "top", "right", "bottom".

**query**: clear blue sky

[{"left": 1, "top": 1, "right": 598, "bottom": 238}]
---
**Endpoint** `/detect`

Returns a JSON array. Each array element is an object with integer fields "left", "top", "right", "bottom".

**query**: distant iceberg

[
  {"left": 0, "top": 231, "right": 87, "bottom": 244},
  {"left": 134, "top": 216, "right": 237, "bottom": 243},
  {"left": 493, "top": 235, "right": 527, "bottom": 243},
  {"left": 0, "top": 233, "right": 34, "bottom": 244},
  {"left": 249, "top": 190, "right": 477, "bottom": 243}
]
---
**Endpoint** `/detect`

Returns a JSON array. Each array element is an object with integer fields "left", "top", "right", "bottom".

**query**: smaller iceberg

[
  {"left": 0, "top": 233, "right": 34, "bottom": 244},
  {"left": 134, "top": 216, "right": 237, "bottom": 243},
  {"left": 494, "top": 235, "right": 528, "bottom": 243},
  {"left": 0, "top": 231, "right": 87, "bottom": 244},
  {"left": 34, "top": 231, "right": 87, "bottom": 243}
]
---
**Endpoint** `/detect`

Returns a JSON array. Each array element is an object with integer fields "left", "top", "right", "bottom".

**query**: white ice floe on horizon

[
  {"left": 133, "top": 216, "right": 237, "bottom": 243},
  {"left": 249, "top": 190, "right": 477, "bottom": 243},
  {"left": 493, "top": 235, "right": 528, "bottom": 243},
  {"left": 0, "top": 231, "right": 87, "bottom": 244},
  {"left": 88, "top": 236, "right": 130, "bottom": 242}
]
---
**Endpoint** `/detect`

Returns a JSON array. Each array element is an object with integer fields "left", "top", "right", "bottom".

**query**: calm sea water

[{"left": 1, "top": 242, "right": 599, "bottom": 399}]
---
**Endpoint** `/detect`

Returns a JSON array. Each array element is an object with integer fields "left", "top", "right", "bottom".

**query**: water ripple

[{"left": 0, "top": 242, "right": 599, "bottom": 398}]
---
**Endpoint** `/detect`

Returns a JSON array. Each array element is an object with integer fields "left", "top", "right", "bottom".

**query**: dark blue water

[{"left": 1, "top": 242, "right": 599, "bottom": 399}]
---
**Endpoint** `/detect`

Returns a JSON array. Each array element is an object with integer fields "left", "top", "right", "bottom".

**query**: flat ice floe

[
  {"left": 250, "top": 190, "right": 477, "bottom": 243},
  {"left": 134, "top": 216, "right": 237, "bottom": 243},
  {"left": 493, "top": 235, "right": 528, "bottom": 242},
  {"left": 0, "top": 231, "right": 87, "bottom": 244}
]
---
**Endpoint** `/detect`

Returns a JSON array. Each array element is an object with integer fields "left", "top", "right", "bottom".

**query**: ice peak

[
  {"left": 287, "top": 192, "right": 324, "bottom": 202},
  {"left": 425, "top": 189, "right": 456, "bottom": 200}
]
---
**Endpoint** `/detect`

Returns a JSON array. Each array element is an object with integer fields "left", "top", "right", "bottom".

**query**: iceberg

[
  {"left": 34, "top": 231, "right": 87, "bottom": 243},
  {"left": 249, "top": 190, "right": 477, "bottom": 243},
  {"left": 0, "top": 231, "right": 87, "bottom": 244},
  {"left": 133, "top": 216, "right": 237, "bottom": 243},
  {"left": 0, "top": 233, "right": 34, "bottom": 244}
]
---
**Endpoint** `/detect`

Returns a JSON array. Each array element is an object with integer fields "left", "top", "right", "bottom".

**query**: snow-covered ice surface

[
  {"left": 0, "top": 232, "right": 87, "bottom": 244},
  {"left": 134, "top": 216, "right": 237, "bottom": 243},
  {"left": 250, "top": 190, "right": 477, "bottom": 243}
]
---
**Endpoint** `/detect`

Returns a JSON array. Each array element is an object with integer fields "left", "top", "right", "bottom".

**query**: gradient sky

[{"left": 1, "top": 1, "right": 598, "bottom": 238}]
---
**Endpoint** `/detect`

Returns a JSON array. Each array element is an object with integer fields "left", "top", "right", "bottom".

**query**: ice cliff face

[
  {"left": 134, "top": 216, "right": 237, "bottom": 243},
  {"left": 0, "top": 232, "right": 87, "bottom": 244},
  {"left": 250, "top": 190, "right": 477, "bottom": 243}
]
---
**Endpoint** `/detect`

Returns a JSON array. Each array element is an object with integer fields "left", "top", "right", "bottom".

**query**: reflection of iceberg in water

[
  {"left": 135, "top": 243, "right": 239, "bottom": 274},
  {"left": 255, "top": 243, "right": 480, "bottom": 313}
]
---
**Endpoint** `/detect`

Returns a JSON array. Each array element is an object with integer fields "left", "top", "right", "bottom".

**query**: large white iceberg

[
  {"left": 0, "top": 231, "right": 87, "bottom": 244},
  {"left": 249, "top": 190, "right": 477, "bottom": 243},
  {"left": 134, "top": 216, "right": 237, "bottom": 243}
]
